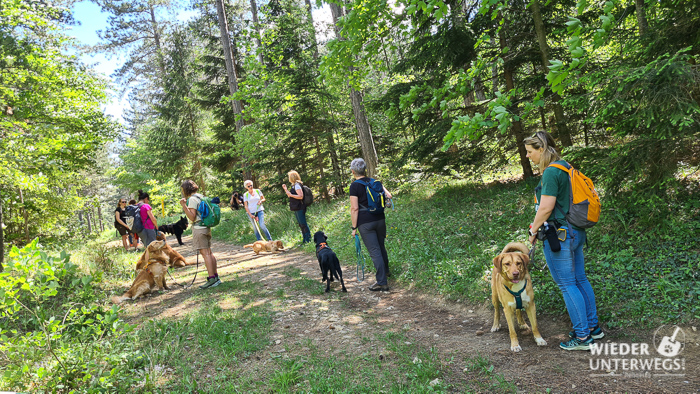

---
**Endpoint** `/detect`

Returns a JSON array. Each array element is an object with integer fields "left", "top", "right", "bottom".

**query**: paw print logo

[{"left": 653, "top": 325, "right": 685, "bottom": 358}]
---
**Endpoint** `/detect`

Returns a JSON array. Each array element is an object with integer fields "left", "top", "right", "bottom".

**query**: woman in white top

[{"left": 243, "top": 180, "right": 272, "bottom": 241}]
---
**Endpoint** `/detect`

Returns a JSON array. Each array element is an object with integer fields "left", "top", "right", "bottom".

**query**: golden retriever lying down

[
  {"left": 112, "top": 240, "right": 169, "bottom": 304},
  {"left": 243, "top": 240, "right": 284, "bottom": 255},
  {"left": 135, "top": 233, "right": 188, "bottom": 270},
  {"left": 491, "top": 242, "right": 547, "bottom": 352}
]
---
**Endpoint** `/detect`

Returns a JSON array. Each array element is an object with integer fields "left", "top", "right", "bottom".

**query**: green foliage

[{"left": 0, "top": 240, "right": 139, "bottom": 392}]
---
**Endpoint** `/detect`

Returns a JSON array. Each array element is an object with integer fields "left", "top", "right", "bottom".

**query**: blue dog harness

[{"left": 504, "top": 279, "right": 528, "bottom": 310}]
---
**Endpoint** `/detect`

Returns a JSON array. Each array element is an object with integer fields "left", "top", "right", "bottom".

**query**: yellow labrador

[{"left": 491, "top": 242, "right": 547, "bottom": 352}]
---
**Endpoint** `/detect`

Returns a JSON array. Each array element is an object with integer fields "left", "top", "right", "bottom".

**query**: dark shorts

[{"left": 115, "top": 224, "right": 129, "bottom": 236}]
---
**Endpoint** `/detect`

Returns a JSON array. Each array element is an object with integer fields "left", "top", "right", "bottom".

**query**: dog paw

[
  {"left": 535, "top": 337, "right": 547, "bottom": 346},
  {"left": 341, "top": 288, "right": 347, "bottom": 292},
  {"left": 490, "top": 326, "right": 500, "bottom": 332},
  {"left": 325, "top": 288, "right": 330, "bottom": 293},
  {"left": 511, "top": 345, "right": 522, "bottom": 352}
]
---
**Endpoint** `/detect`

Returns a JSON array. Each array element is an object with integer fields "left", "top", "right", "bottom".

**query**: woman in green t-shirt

[{"left": 524, "top": 131, "right": 603, "bottom": 351}]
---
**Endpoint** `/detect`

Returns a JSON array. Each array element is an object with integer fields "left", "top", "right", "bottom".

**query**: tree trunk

[
  {"left": 19, "top": 188, "right": 28, "bottom": 242},
  {"left": 98, "top": 205, "right": 104, "bottom": 232},
  {"left": 314, "top": 136, "right": 329, "bottom": 200},
  {"left": 529, "top": 0, "right": 573, "bottom": 147},
  {"left": 304, "top": 0, "right": 319, "bottom": 59},
  {"left": 86, "top": 209, "right": 92, "bottom": 234},
  {"left": 330, "top": 2, "right": 379, "bottom": 177},
  {"left": 215, "top": 0, "right": 245, "bottom": 132},
  {"left": 249, "top": 0, "right": 265, "bottom": 65},
  {"left": 148, "top": 3, "right": 167, "bottom": 77},
  {"left": 498, "top": 18, "right": 533, "bottom": 179},
  {"left": 635, "top": 0, "right": 649, "bottom": 36}
]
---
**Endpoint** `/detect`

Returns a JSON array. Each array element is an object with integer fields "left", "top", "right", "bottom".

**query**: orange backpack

[{"left": 548, "top": 162, "right": 601, "bottom": 229}]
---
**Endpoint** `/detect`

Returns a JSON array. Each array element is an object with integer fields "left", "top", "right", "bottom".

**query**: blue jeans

[
  {"left": 543, "top": 226, "right": 599, "bottom": 338},
  {"left": 294, "top": 208, "right": 311, "bottom": 243},
  {"left": 250, "top": 211, "right": 272, "bottom": 241}
]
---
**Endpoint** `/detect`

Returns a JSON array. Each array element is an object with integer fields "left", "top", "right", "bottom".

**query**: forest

[{"left": 0, "top": 0, "right": 698, "bottom": 391}]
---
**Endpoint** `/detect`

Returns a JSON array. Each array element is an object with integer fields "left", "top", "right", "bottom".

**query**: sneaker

[
  {"left": 199, "top": 277, "right": 221, "bottom": 289},
  {"left": 368, "top": 282, "right": 389, "bottom": 292},
  {"left": 560, "top": 335, "right": 594, "bottom": 351},
  {"left": 569, "top": 325, "right": 604, "bottom": 340}
]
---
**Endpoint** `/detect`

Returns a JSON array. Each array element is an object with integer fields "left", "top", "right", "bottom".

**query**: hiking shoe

[
  {"left": 199, "top": 277, "right": 221, "bottom": 289},
  {"left": 560, "top": 335, "right": 594, "bottom": 351},
  {"left": 368, "top": 282, "right": 389, "bottom": 292},
  {"left": 569, "top": 325, "right": 604, "bottom": 340}
]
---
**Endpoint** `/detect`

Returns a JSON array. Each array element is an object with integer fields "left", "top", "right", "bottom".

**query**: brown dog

[
  {"left": 243, "top": 240, "right": 284, "bottom": 255},
  {"left": 112, "top": 240, "right": 169, "bottom": 304},
  {"left": 491, "top": 242, "right": 547, "bottom": 352},
  {"left": 135, "top": 233, "right": 188, "bottom": 269}
]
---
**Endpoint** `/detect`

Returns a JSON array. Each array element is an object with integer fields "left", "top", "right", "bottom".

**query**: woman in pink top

[{"left": 137, "top": 189, "right": 158, "bottom": 248}]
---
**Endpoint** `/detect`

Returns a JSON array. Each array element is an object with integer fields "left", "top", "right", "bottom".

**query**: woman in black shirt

[
  {"left": 114, "top": 198, "right": 130, "bottom": 251},
  {"left": 349, "top": 158, "right": 393, "bottom": 291}
]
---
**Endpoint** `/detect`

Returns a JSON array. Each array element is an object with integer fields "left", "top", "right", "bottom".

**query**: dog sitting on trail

[
  {"left": 314, "top": 231, "right": 347, "bottom": 293},
  {"left": 243, "top": 240, "right": 284, "bottom": 255},
  {"left": 157, "top": 216, "right": 188, "bottom": 245},
  {"left": 112, "top": 239, "right": 169, "bottom": 304},
  {"left": 491, "top": 242, "right": 547, "bottom": 352},
  {"left": 135, "top": 232, "right": 188, "bottom": 269}
]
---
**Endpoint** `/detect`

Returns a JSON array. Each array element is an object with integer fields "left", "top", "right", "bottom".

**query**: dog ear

[
  {"left": 324, "top": 233, "right": 327, "bottom": 241},
  {"left": 518, "top": 254, "right": 530, "bottom": 270},
  {"left": 493, "top": 254, "right": 504, "bottom": 271}
]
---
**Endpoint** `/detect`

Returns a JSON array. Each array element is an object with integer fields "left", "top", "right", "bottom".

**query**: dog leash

[
  {"left": 354, "top": 235, "right": 366, "bottom": 282},
  {"left": 529, "top": 242, "right": 548, "bottom": 271}
]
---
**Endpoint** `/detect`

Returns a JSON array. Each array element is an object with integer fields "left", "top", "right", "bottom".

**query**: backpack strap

[{"left": 546, "top": 162, "right": 572, "bottom": 227}]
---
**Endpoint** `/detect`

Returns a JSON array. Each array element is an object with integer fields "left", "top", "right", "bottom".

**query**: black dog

[
  {"left": 314, "top": 231, "right": 347, "bottom": 293},
  {"left": 157, "top": 216, "right": 188, "bottom": 245},
  {"left": 230, "top": 192, "right": 244, "bottom": 210}
]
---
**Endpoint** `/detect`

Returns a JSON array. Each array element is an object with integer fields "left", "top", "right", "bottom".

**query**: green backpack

[{"left": 191, "top": 194, "right": 221, "bottom": 227}]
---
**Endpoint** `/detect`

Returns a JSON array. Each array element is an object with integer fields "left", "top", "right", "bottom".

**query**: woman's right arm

[{"left": 244, "top": 201, "right": 255, "bottom": 220}]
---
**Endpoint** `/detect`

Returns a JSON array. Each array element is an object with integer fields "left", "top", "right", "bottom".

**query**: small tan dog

[
  {"left": 135, "top": 233, "right": 188, "bottom": 269},
  {"left": 243, "top": 240, "right": 284, "bottom": 255},
  {"left": 491, "top": 242, "right": 547, "bottom": 352},
  {"left": 112, "top": 240, "right": 169, "bottom": 304}
]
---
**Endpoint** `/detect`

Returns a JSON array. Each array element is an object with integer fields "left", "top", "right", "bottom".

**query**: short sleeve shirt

[
  {"left": 114, "top": 207, "right": 125, "bottom": 226},
  {"left": 187, "top": 193, "right": 206, "bottom": 229},
  {"left": 350, "top": 177, "right": 385, "bottom": 227},
  {"left": 140, "top": 203, "right": 155, "bottom": 230},
  {"left": 536, "top": 160, "right": 570, "bottom": 224},
  {"left": 244, "top": 189, "right": 264, "bottom": 213}
]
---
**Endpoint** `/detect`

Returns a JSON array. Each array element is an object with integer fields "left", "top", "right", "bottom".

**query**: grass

[
  {"left": 463, "top": 354, "right": 518, "bottom": 393},
  {"left": 205, "top": 175, "right": 699, "bottom": 328}
]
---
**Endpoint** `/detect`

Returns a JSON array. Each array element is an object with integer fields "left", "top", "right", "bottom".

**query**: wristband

[{"left": 351, "top": 226, "right": 357, "bottom": 230}]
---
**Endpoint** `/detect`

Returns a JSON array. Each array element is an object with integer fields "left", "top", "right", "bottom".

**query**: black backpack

[
  {"left": 301, "top": 184, "right": 313, "bottom": 206},
  {"left": 123, "top": 203, "right": 144, "bottom": 233}
]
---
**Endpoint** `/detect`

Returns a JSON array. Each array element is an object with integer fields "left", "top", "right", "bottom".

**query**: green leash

[{"left": 354, "top": 235, "right": 366, "bottom": 282}]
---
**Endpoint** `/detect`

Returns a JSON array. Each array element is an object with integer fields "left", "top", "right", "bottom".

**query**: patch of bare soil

[{"left": 114, "top": 234, "right": 700, "bottom": 393}]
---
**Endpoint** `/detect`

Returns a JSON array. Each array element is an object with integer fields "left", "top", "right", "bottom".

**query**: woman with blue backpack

[
  {"left": 283, "top": 170, "right": 311, "bottom": 244},
  {"left": 180, "top": 180, "right": 221, "bottom": 289},
  {"left": 349, "top": 158, "right": 393, "bottom": 292}
]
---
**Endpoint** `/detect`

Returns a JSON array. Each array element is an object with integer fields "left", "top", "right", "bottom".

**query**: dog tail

[
  {"left": 501, "top": 242, "right": 529, "bottom": 255},
  {"left": 111, "top": 294, "right": 130, "bottom": 304},
  {"left": 243, "top": 244, "right": 254, "bottom": 249}
]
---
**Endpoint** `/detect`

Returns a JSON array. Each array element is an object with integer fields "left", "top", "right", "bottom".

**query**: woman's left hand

[
  {"left": 351, "top": 229, "right": 356, "bottom": 237},
  {"left": 529, "top": 234, "right": 537, "bottom": 245}
]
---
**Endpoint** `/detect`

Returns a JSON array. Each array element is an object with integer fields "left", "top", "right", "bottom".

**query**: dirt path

[{"left": 116, "top": 235, "right": 699, "bottom": 393}]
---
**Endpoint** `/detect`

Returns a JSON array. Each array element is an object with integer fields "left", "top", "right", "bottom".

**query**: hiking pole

[{"left": 354, "top": 234, "right": 366, "bottom": 282}]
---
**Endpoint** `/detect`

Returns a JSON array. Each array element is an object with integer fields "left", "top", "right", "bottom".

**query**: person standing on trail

[
  {"left": 525, "top": 131, "right": 603, "bottom": 351},
  {"left": 243, "top": 180, "right": 273, "bottom": 242},
  {"left": 114, "top": 198, "right": 131, "bottom": 251},
  {"left": 349, "top": 158, "right": 393, "bottom": 292},
  {"left": 180, "top": 180, "right": 221, "bottom": 289},
  {"left": 137, "top": 190, "right": 158, "bottom": 249},
  {"left": 283, "top": 170, "right": 311, "bottom": 244}
]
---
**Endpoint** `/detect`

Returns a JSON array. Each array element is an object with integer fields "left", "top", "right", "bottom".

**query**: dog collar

[
  {"left": 318, "top": 242, "right": 329, "bottom": 250},
  {"left": 504, "top": 279, "right": 527, "bottom": 310}
]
